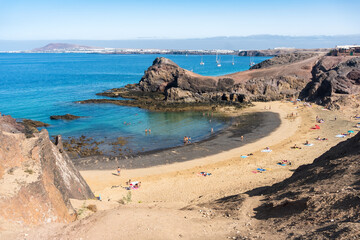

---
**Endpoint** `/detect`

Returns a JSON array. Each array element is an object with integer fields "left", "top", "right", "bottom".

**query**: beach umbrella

[{"left": 348, "top": 130, "right": 355, "bottom": 133}]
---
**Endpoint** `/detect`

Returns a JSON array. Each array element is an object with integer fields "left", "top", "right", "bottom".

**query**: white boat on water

[
  {"left": 249, "top": 55, "right": 255, "bottom": 67},
  {"left": 200, "top": 56, "right": 205, "bottom": 65},
  {"left": 216, "top": 53, "right": 221, "bottom": 67},
  {"left": 232, "top": 55, "right": 235, "bottom": 65}
]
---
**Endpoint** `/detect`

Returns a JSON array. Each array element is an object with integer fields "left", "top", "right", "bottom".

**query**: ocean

[{"left": 0, "top": 53, "right": 270, "bottom": 155}]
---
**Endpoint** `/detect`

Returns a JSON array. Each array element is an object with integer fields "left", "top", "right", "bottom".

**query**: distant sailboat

[
  {"left": 216, "top": 53, "right": 221, "bottom": 67},
  {"left": 249, "top": 55, "right": 255, "bottom": 67},
  {"left": 232, "top": 55, "right": 235, "bottom": 65},
  {"left": 200, "top": 56, "right": 205, "bottom": 65}
]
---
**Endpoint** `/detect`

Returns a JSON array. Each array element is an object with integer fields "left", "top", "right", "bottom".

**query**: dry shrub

[{"left": 87, "top": 204, "right": 97, "bottom": 212}]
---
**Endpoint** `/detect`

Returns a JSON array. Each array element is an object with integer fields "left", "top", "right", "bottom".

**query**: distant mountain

[
  {"left": 32, "top": 43, "right": 104, "bottom": 52},
  {"left": 1, "top": 35, "right": 359, "bottom": 51}
]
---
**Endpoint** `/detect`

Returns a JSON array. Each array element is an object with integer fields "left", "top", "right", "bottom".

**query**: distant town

[{"left": 1, "top": 42, "right": 359, "bottom": 57}]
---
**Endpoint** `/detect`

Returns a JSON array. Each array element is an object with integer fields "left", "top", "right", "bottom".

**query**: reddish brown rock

[{"left": 0, "top": 115, "right": 94, "bottom": 225}]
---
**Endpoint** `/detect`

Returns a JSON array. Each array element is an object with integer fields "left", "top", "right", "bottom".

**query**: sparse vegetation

[
  {"left": 24, "top": 168, "right": 34, "bottom": 174},
  {"left": 118, "top": 191, "right": 132, "bottom": 204},
  {"left": 86, "top": 204, "right": 97, "bottom": 212}
]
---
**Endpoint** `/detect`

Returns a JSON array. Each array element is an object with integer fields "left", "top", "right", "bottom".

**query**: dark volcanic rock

[
  {"left": 250, "top": 53, "right": 318, "bottom": 69},
  {"left": 19, "top": 119, "right": 50, "bottom": 138},
  {"left": 50, "top": 114, "right": 82, "bottom": 120},
  {"left": 300, "top": 57, "right": 360, "bottom": 109},
  {"left": 0, "top": 115, "right": 94, "bottom": 225}
]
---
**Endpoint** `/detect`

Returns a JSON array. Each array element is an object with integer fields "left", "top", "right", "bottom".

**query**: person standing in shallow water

[{"left": 148, "top": 128, "right": 151, "bottom": 134}]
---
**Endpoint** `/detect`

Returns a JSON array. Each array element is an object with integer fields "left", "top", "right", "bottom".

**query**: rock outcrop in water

[
  {"left": 50, "top": 114, "right": 82, "bottom": 120},
  {"left": 0, "top": 114, "right": 94, "bottom": 225}
]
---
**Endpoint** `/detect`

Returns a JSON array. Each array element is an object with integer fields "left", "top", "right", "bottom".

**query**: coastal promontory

[{"left": 79, "top": 51, "right": 360, "bottom": 110}]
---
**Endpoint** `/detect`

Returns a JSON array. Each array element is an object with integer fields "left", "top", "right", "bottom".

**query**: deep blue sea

[{"left": 0, "top": 53, "right": 270, "bottom": 154}]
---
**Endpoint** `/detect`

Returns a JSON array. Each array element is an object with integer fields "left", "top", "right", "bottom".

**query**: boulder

[{"left": 0, "top": 115, "right": 94, "bottom": 225}]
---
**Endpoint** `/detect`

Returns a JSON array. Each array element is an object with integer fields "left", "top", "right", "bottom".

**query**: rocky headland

[
  {"left": 0, "top": 114, "right": 94, "bottom": 226},
  {"left": 78, "top": 52, "right": 360, "bottom": 110}
]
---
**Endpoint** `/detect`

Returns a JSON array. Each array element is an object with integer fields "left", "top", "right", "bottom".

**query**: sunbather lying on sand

[
  {"left": 291, "top": 144, "right": 302, "bottom": 149},
  {"left": 277, "top": 160, "right": 292, "bottom": 166},
  {"left": 315, "top": 136, "right": 328, "bottom": 141},
  {"left": 198, "top": 172, "right": 212, "bottom": 176}
]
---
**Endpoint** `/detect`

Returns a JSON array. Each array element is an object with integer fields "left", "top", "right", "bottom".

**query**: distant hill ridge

[{"left": 32, "top": 43, "right": 103, "bottom": 52}]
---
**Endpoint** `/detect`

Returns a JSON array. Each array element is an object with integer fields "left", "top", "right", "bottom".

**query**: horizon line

[{"left": 1, "top": 34, "right": 360, "bottom": 41}]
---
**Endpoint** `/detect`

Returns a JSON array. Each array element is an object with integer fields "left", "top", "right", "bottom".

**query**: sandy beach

[
  {"left": 9, "top": 100, "right": 358, "bottom": 240},
  {"left": 73, "top": 100, "right": 355, "bottom": 212}
]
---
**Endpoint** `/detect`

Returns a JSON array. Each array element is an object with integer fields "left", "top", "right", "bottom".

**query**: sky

[{"left": 1, "top": 0, "right": 360, "bottom": 40}]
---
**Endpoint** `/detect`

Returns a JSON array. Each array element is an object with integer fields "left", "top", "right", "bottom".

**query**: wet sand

[{"left": 74, "top": 111, "right": 281, "bottom": 170}]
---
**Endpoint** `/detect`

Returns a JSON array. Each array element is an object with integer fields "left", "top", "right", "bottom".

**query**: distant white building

[{"left": 335, "top": 45, "right": 360, "bottom": 49}]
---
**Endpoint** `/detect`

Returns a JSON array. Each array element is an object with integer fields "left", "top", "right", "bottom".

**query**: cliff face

[
  {"left": 300, "top": 56, "right": 360, "bottom": 109},
  {"left": 0, "top": 115, "right": 94, "bottom": 225}
]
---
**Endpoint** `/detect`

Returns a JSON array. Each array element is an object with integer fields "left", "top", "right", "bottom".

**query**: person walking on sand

[
  {"left": 241, "top": 136, "right": 244, "bottom": 141},
  {"left": 117, "top": 167, "right": 121, "bottom": 176}
]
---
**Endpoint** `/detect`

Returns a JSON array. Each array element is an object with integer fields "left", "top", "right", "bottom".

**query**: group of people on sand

[
  {"left": 127, "top": 179, "right": 141, "bottom": 189},
  {"left": 183, "top": 136, "right": 192, "bottom": 144},
  {"left": 145, "top": 128, "right": 151, "bottom": 134}
]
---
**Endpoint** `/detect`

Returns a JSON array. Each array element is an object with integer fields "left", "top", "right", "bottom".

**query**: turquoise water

[{"left": 0, "top": 53, "right": 270, "bottom": 154}]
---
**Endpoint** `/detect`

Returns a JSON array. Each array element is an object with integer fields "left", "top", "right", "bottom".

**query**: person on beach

[
  {"left": 183, "top": 136, "right": 188, "bottom": 144},
  {"left": 241, "top": 136, "right": 244, "bottom": 141},
  {"left": 211, "top": 128, "right": 214, "bottom": 133},
  {"left": 188, "top": 137, "right": 191, "bottom": 143},
  {"left": 117, "top": 167, "right": 121, "bottom": 176}
]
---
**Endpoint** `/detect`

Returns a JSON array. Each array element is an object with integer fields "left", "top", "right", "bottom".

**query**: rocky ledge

[
  {"left": 78, "top": 53, "right": 360, "bottom": 111},
  {"left": 0, "top": 114, "right": 94, "bottom": 225},
  {"left": 50, "top": 114, "right": 82, "bottom": 120}
]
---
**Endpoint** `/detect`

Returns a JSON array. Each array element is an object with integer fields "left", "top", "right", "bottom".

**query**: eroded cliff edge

[
  {"left": 0, "top": 114, "right": 94, "bottom": 225},
  {"left": 79, "top": 53, "right": 360, "bottom": 110}
]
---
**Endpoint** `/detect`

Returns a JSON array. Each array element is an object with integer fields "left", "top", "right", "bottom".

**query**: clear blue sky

[{"left": 0, "top": 0, "right": 359, "bottom": 40}]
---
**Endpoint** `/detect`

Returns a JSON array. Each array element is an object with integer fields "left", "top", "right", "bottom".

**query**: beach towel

[
  {"left": 198, "top": 172, "right": 211, "bottom": 176},
  {"left": 305, "top": 143, "right": 314, "bottom": 146},
  {"left": 261, "top": 149, "right": 272, "bottom": 153},
  {"left": 277, "top": 163, "right": 286, "bottom": 166},
  {"left": 251, "top": 171, "right": 259, "bottom": 174},
  {"left": 241, "top": 155, "right": 248, "bottom": 158},
  {"left": 335, "top": 134, "right": 346, "bottom": 138},
  {"left": 256, "top": 168, "right": 266, "bottom": 172}
]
